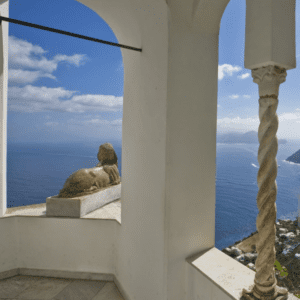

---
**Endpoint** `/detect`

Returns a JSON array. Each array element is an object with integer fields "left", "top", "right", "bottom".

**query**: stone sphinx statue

[{"left": 58, "top": 143, "right": 121, "bottom": 198}]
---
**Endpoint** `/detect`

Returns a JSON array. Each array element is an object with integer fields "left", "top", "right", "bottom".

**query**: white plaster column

[
  {"left": 242, "top": 65, "right": 288, "bottom": 300},
  {"left": 0, "top": 0, "right": 9, "bottom": 218}
]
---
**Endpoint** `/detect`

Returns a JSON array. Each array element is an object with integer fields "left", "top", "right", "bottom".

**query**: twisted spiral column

[{"left": 242, "top": 66, "right": 288, "bottom": 300}]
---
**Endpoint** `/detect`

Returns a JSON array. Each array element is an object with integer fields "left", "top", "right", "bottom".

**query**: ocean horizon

[{"left": 6, "top": 140, "right": 300, "bottom": 251}]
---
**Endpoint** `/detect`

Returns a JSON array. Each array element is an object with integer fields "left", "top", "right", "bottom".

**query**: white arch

[
  {"left": 68, "top": 1, "right": 234, "bottom": 300},
  {"left": 76, "top": 0, "right": 143, "bottom": 61},
  {"left": 0, "top": 1, "right": 249, "bottom": 300}
]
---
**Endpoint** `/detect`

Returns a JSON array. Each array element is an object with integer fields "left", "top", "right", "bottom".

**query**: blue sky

[{"left": 7, "top": 0, "right": 300, "bottom": 145}]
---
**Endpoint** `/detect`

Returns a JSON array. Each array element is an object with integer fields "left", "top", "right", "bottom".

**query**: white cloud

[
  {"left": 218, "top": 116, "right": 259, "bottom": 132},
  {"left": 7, "top": 36, "right": 122, "bottom": 113},
  {"left": 49, "top": 118, "right": 122, "bottom": 131},
  {"left": 9, "top": 69, "right": 56, "bottom": 85},
  {"left": 237, "top": 73, "right": 250, "bottom": 79},
  {"left": 110, "top": 119, "right": 122, "bottom": 126},
  {"left": 85, "top": 119, "right": 107, "bottom": 124},
  {"left": 43, "top": 118, "right": 123, "bottom": 142},
  {"left": 218, "top": 64, "right": 242, "bottom": 80},
  {"left": 116, "top": 61, "right": 124, "bottom": 72},
  {"left": 45, "top": 122, "right": 59, "bottom": 127},
  {"left": 53, "top": 54, "right": 88, "bottom": 67},
  {"left": 243, "top": 95, "right": 251, "bottom": 98},
  {"left": 84, "top": 118, "right": 122, "bottom": 126},
  {"left": 8, "top": 85, "right": 123, "bottom": 113},
  {"left": 71, "top": 94, "right": 123, "bottom": 108},
  {"left": 229, "top": 94, "right": 239, "bottom": 99},
  {"left": 275, "top": 111, "right": 300, "bottom": 139},
  {"left": 217, "top": 109, "right": 300, "bottom": 139},
  {"left": 8, "top": 35, "right": 88, "bottom": 73},
  {"left": 278, "top": 110, "right": 300, "bottom": 121},
  {"left": 67, "top": 118, "right": 122, "bottom": 127}
]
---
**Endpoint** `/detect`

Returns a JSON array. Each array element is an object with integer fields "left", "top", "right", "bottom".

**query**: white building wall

[
  {"left": 75, "top": 1, "right": 169, "bottom": 299},
  {"left": 0, "top": 0, "right": 8, "bottom": 218},
  {"left": 165, "top": 2, "right": 230, "bottom": 299},
  {"left": 64, "top": 1, "right": 231, "bottom": 300},
  {"left": 165, "top": 30, "right": 219, "bottom": 300},
  {"left": 15, "top": 217, "right": 118, "bottom": 274},
  {"left": 115, "top": 4, "right": 169, "bottom": 299},
  {"left": 0, "top": 217, "right": 17, "bottom": 273}
]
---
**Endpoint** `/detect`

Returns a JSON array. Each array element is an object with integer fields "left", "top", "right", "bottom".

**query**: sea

[{"left": 6, "top": 140, "right": 300, "bottom": 251}]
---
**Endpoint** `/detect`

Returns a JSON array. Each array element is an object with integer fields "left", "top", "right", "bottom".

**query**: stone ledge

[
  {"left": 186, "top": 247, "right": 298, "bottom": 300},
  {"left": 2, "top": 199, "right": 121, "bottom": 223},
  {"left": 4, "top": 203, "right": 47, "bottom": 218},
  {"left": 222, "top": 219, "right": 300, "bottom": 298},
  {"left": 46, "top": 183, "right": 121, "bottom": 218},
  {"left": 187, "top": 247, "right": 255, "bottom": 300}
]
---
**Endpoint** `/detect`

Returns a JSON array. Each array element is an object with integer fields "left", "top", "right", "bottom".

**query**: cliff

[{"left": 286, "top": 149, "right": 300, "bottom": 164}]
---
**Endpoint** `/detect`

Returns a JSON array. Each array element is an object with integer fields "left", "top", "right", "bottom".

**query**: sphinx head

[{"left": 97, "top": 143, "right": 118, "bottom": 167}]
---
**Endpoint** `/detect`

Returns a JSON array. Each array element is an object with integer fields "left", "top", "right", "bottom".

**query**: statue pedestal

[{"left": 46, "top": 183, "right": 121, "bottom": 218}]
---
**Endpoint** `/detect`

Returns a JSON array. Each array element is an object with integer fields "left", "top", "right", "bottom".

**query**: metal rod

[{"left": 0, "top": 16, "right": 142, "bottom": 52}]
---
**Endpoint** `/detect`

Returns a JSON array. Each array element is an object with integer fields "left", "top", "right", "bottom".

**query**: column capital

[{"left": 251, "top": 65, "right": 287, "bottom": 98}]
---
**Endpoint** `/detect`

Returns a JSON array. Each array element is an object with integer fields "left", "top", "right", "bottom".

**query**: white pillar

[
  {"left": 0, "top": 0, "right": 9, "bottom": 218},
  {"left": 245, "top": 0, "right": 296, "bottom": 71}
]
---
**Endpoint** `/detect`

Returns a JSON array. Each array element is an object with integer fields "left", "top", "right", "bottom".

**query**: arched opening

[
  {"left": 216, "top": 0, "right": 300, "bottom": 255},
  {"left": 6, "top": 0, "right": 124, "bottom": 208},
  {"left": 215, "top": 0, "right": 259, "bottom": 251}
]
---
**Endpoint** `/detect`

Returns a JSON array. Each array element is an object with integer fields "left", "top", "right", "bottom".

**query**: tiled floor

[{"left": 0, "top": 275, "right": 125, "bottom": 300}]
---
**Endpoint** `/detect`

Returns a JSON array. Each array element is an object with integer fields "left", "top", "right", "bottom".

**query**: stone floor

[{"left": 0, "top": 275, "right": 125, "bottom": 300}]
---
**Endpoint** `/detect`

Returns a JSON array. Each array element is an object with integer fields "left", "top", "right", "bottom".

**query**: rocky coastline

[
  {"left": 221, "top": 219, "right": 300, "bottom": 298},
  {"left": 286, "top": 149, "right": 300, "bottom": 164}
]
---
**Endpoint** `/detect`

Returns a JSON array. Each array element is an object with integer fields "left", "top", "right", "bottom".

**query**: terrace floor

[
  {"left": 0, "top": 275, "right": 125, "bottom": 300},
  {"left": 3, "top": 199, "right": 122, "bottom": 222}
]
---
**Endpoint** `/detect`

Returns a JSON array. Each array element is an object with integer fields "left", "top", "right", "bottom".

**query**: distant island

[
  {"left": 217, "top": 131, "right": 288, "bottom": 145},
  {"left": 286, "top": 149, "right": 300, "bottom": 164}
]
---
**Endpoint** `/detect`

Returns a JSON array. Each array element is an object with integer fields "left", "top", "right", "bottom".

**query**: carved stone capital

[{"left": 251, "top": 66, "right": 287, "bottom": 98}]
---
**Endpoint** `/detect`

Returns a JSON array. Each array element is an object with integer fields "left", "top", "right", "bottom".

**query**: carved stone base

[
  {"left": 46, "top": 183, "right": 121, "bottom": 218},
  {"left": 242, "top": 284, "right": 289, "bottom": 300}
]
